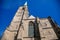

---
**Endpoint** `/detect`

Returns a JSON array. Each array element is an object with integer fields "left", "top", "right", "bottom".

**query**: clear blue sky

[{"left": 0, "top": 0, "right": 60, "bottom": 37}]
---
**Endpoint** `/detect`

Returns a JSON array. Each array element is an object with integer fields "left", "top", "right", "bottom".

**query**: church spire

[
  {"left": 22, "top": 1, "right": 28, "bottom": 19},
  {"left": 24, "top": 1, "right": 27, "bottom": 5}
]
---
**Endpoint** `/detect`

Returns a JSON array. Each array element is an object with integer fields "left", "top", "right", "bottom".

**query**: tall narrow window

[{"left": 28, "top": 21, "right": 34, "bottom": 37}]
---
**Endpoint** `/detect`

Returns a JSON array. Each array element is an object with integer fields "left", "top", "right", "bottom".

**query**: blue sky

[{"left": 0, "top": 0, "right": 60, "bottom": 36}]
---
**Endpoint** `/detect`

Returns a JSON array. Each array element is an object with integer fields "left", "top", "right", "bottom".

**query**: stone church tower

[{"left": 1, "top": 2, "right": 60, "bottom": 40}]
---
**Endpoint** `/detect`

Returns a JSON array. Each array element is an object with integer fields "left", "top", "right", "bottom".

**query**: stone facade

[{"left": 1, "top": 2, "right": 60, "bottom": 40}]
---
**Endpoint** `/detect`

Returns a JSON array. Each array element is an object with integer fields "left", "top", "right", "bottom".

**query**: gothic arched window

[{"left": 28, "top": 21, "right": 34, "bottom": 37}]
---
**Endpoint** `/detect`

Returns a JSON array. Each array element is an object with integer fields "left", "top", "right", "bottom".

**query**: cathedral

[{"left": 1, "top": 2, "right": 60, "bottom": 40}]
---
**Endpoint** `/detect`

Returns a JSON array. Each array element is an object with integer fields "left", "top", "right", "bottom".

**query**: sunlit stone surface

[{"left": 1, "top": 2, "right": 60, "bottom": 40}]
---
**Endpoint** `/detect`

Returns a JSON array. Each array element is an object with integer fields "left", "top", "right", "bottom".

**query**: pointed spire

[{"left": 24, "top": 1, "right": 27, "bottom": 5}]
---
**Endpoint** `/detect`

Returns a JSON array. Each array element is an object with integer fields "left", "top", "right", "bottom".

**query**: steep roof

[{"left": 29, "top": 15, "right": 35, "bottom": 19}]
